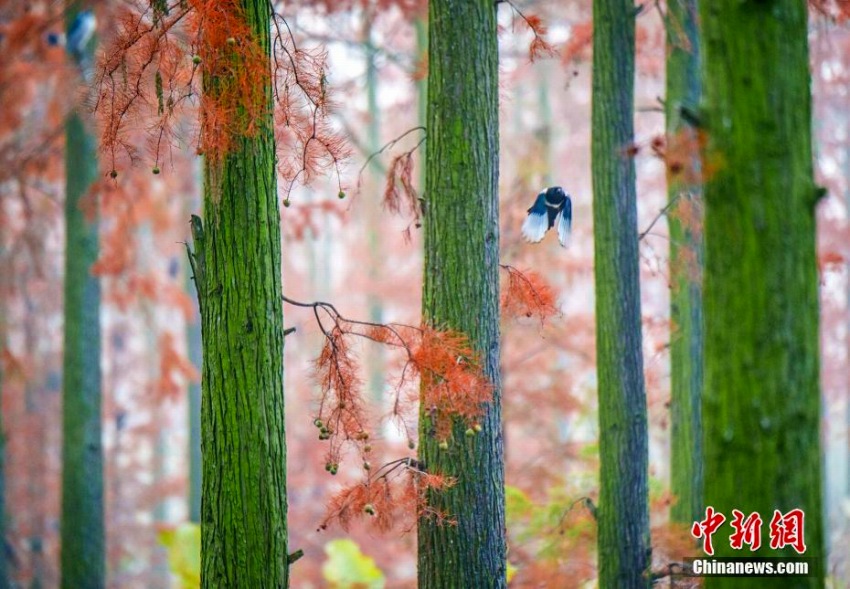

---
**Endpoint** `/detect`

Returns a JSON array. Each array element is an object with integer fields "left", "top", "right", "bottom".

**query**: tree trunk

[
  {"left": 61, "top": 4, "right": 105, "bottom": 586},
  {"left": 592, "top": 0, "right": 650, "bottom": 586},
  {"left": 417, "top": 0, "right": 505, "bottom": 587},
  {"left": 193, "top": 1, "right": 289, "bottom": 586},
  {"left": 665, "top": 0, "right": 704, "bottom": 525},
  {"left": 700, "top": 2, "right": 823, "bottom": 587}
]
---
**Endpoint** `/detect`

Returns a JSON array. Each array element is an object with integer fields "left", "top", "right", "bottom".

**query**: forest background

[{"left": 1, "top": 0, "right": 849, "bottom": 587}]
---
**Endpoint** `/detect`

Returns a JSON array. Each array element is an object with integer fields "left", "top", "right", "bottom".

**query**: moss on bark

[
  {"left": 417, "top": 0, "right": 505, "bottom": 587},
  {"left": 665, "top": 0, "right": 704, "bottom": 525},
  {"left": 195, "top": 1, "right": 289, "bottom": 586},
  {"left": 700, "top": 2, "right": 823, "bottom": 587},
  {"left": 592, "top": 0, "right": 650, "bottom": 586}
]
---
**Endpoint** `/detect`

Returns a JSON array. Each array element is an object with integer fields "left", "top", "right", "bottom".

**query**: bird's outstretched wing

[
  {"left": 521, "top": 193, "right": 548, "bottom": 243},
  {"left": 67, "top": 10, "right": 96, "bottom": 61},
  {"left": 556, "top": 196, "right": 572, "bottom": 248}
]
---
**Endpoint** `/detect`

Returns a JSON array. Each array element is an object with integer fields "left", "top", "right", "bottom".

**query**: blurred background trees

[{"left": 0, "top": 0, "right": 848, "bottom": 587}]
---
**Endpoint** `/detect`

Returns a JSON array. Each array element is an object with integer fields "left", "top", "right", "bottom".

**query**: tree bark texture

[
  {"left": 194, "top": 1, "right": 288, "bottom": 586},
  {"left": 665, "top": 0, "right": 704, "bottom": 525},
  {"left": 700, "top": 2, "right": 823, "bottom": 587},
  {"left": 592, "top": 0, "right": 650, "bottom": 586},
  {"left": 61, "top": 3, "right": 105, "bottom": 586},
  {"left": 417, "top": 0, "right": 505, "bottom": 587}
]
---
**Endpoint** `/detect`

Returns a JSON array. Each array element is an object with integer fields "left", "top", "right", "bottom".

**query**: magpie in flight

[
  {"left": 67, "top": 9, "right": 96, "bottom": 62},
  {"left": 521, "top": 186, "right": 572, "bottom": 247}
]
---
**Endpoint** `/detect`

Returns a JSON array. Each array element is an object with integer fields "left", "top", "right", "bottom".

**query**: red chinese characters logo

[
  {"left": 769, "top": 508, "right": 807, "bottom": 554},
  {"left": 691, "top": 506, "right": 726, "bottom": 556},
  {"left": 729, "top": 509, "right": 763, "bottom": 551},
  {"left": 692, "top": 507, "right": 806, "bottom": 555}
]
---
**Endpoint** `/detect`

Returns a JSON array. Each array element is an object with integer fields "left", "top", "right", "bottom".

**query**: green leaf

[
  {"left": 321, "top": 538, "right": 385, "bottom": 589},
  {"left": 158, "top": 523, "right": 200, "bottom": 589}
]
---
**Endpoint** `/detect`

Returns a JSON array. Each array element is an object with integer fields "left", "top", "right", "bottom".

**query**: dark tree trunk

[
  {"left": 417, "top": 0, "right": 505, "bottom": 587},
  {"left": 592, "top": 0, "right": 650, "bottom": 586},
  {"left": 665, "top": 0, "right": 704, "bottom": 525}
]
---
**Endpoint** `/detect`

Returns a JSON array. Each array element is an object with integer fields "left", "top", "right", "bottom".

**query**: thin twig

[
  {"left": 639, "top": 192, "right": 683, "bottom": 241},
  {"left": 358, "top": 126, "right": 426, "bottom": 177}
]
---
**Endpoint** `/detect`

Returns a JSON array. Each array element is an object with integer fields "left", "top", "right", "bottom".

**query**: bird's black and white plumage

[
  {"left": 521, "top": 186, "right": 572, "bottom": 247},
  {"left": 67, "top": 9, "right": 96, "bottom": 62}
]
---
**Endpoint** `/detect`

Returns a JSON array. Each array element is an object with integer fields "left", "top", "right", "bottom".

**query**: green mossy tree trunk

[
  {"left": 665, "top": 0, "right": 703, "bottom": 525},
  {"left": 592, "top": 0, "right": 650, "bottom": 586},
  {"left": 417, "top": 0, "right": 504, "bottom": 587},
  {"left": 192, "top": 2, "right": 288, "bottom": 586},
  {"left": 61, "top": 4, "right": 105, "bottom": 587},
  {"left": 700, "top": 2, "right": 823, "bottom": 587}
]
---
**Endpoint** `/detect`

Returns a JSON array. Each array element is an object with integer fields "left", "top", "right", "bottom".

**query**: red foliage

[
  {"left": 307, "top": 311, "right": 494, "bottom": 451},
  {"left": 357, "top": 126, "right": 425, "bottom": 237},
  {"left": 562, "top": 21, "right": 593, "bottom": 64},
  {"left": 0, "top": 7, "right": 70, "bottom": 192},
  {"left": 645, "top": 128, "right": 720, "bottom": 187},
  {"left": 94, "top": 0, "right": 346, "bottom": 195},
  {"left": 412, "top": 326, "right": 493, "bottom": 440},
  {"left": 499, "top": 4, "right": 556, "bottom": 62},
  {"left": 521, "top": 14, "right": 557, "bottom": 62},
  {"left": 313, "top": 325, "right": 372, "bottom": 466},
  {"left": 383, "top": 149, "right": 421, "bottom": 228},
  {"left": 500, "top": 265, "right": 560, "bottom": 325},
  {"left": 320, "top": 458, "right": 454, "bottom": 533},
  {"left": 810, "top": 0, "right": 850, "bottom": 21},
  {"left": 282, "top": 293, "right": 494, "bottom": 532},
  {"left": 157, "top": 332, "right": 199, "bottom": 401}
]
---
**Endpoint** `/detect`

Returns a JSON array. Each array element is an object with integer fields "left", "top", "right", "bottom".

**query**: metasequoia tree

[
  {"left": 418, "top": 0, "right": 505, "bottom": 586},
  {"left": 96, "top": 0, "right": 342, "bottom": 585},
  {"left": 62, "top": 2, "right": 105, "bottom": 587},
  {"left": 700, "top": 2, "right": 823, "bottom": 586},
  {"left": 664, "top": 0, "right": 703, "bottom": 525},
  {"left": 592, "top": 0, "right": 649, "bottom": 586},
  {"left": 192, "top": 2, "right": 288, "bottom": 581}
]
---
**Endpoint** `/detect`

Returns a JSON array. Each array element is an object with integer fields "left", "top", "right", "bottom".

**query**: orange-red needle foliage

[
  {"left": 294, "top": 263, "right": 558, "bottom": 533},
  {"left": 95, "top": 0, "right": 345, "bottom": 192},
  {"left": 500, "top": 265, "right": 560, "bottom": 325},
  {"left": 321, "top": 462, "right": 455, "bottom": 533}
]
